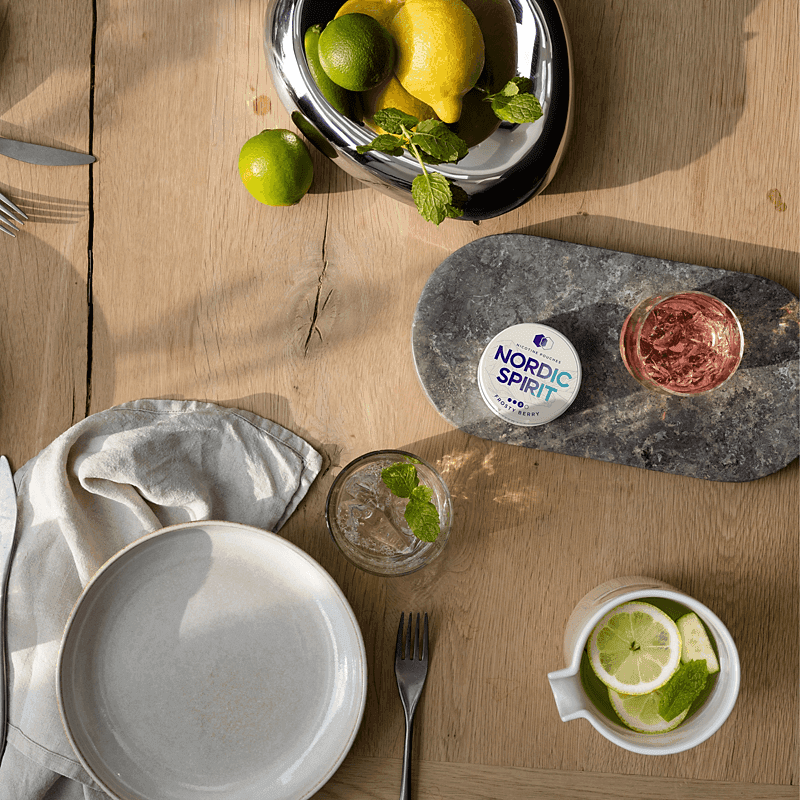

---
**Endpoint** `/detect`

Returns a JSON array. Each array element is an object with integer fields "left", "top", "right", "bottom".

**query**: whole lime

[
  {"left": 304, "top": 24, "right": 357, "bottom": 119},
  {"left": 238, "top": 129, "right": 314, "bottom": 207},
  {"left": 318, "top": 13, "right": 396, "bottom": 92}
]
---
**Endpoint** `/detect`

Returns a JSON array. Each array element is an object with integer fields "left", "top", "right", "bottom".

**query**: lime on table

[
  {"left": 588, "top": 601, "right": 682, "bottom": 695},
  {"left": 317, "top": 12, "right": 396, "bottom": 92},
  {"left": 609, "top": 688, "right": 689, "bottom": 734},
  {"left": 238, "top": 129, "right": 314, "bottom": 207}
]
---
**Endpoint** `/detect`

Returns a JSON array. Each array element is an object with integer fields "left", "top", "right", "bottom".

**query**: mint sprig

[
  {"left": 357, "top": 110, "right": 467, "bottom": 225},
  {"left": 355, "top": 76, "right": 542, "bottom": 223},
  {"left": 479, "top": 77, "right": 543, "bottom": 124},
  {"left": 381, "top": 460, "right": 441, "bottom": 542},
  {"left": 657, "top": 660, "right": 710, "bottom": 722}
]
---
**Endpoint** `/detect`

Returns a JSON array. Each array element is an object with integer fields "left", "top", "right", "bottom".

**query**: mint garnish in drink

[
  {"left": 657, "top": 659, "right": 710, "bottom": 722},
  {"left": 381, "top": 460, "right": 441, "bottom": 542}
]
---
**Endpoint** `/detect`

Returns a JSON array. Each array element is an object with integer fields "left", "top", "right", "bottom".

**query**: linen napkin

[{"left": 0, "top": 399, "right": 323, "bottom": 800}]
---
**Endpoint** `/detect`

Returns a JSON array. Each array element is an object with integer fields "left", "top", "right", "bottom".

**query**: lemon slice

[
  {"left": 588, "top": 601, "right": 682, "bottom": 695},
  {"left": 609, "top": 688, "right": 689, "bottom": 734},
  {"left": 677, "top": 612, "right": 720, "bottom": 673}
]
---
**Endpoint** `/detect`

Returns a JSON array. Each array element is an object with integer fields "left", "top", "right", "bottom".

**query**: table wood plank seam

[{"left": 85, "top": 1, "right": 98, "bottom": 420}]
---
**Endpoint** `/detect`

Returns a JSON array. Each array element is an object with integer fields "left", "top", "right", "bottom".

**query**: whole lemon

[
  {"left": 447, "top": 0, "right": 518, "bottom": 146},
  {"left": 318, "top": 13, "right": 396, "bottom": 92},
  {"left": 238, "top": 129, "right": 314, "bottom": 207},
  {"left": 362, "top": 76, "right": 438, "bottom": 133},
  {"left": 388, "top": 0, "right": 485, "bottom": 124},
  {"left": 334, "top": 0, "right": 403, "bottom": 28}
]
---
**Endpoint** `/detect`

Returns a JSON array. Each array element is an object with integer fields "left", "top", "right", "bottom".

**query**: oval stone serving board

[{"left": 412, "top": 233, "right": 799, "bottom": 482}]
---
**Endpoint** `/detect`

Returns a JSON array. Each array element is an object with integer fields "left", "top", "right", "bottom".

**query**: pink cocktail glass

[{"left": 619, "top": 291, "right": 744, "bottom": 395}]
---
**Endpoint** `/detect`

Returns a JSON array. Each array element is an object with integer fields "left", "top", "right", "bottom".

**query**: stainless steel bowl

[{"left": 265, "top": 0, "right": 573, "bottom": 221}]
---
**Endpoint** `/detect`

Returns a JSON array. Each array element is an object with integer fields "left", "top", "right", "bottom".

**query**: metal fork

[
  {"left": 0, "top": 191, "right": 27, "bottom": 237},
  {"left": 394, "top": 612, "right": 429, "bottom": 800}
]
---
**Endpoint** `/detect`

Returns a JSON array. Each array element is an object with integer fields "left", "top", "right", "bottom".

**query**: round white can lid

[{"left": 477, "top": 323, "right": 582, "bottom": 426}]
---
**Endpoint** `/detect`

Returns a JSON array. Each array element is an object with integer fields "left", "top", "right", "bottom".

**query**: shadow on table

[
  {"left": 0, "top": 3, "right": 93, "bottom": 151},
  {"left": 0, "top": 231, "right": 107, "bottom": 464},
  {"left": 512, "top": 215, "right": 800, "bottom": 295},
  {"left": 0, "top": 0, "right": 215, "bottom": 142},
  {"left": 546, "top": 0, "right": 765, "bottom": 194},
  {"left": 2, "top": 186, "right": 90, "bottom": 225}
]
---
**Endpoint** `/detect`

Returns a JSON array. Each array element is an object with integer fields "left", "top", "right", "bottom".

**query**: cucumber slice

[{"left": 677, "top": 612, "right": 720, "bottom": 674}]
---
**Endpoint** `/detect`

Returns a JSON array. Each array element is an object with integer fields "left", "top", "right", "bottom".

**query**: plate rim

[{"left": 56, "top": 519, "right": 368, "bottom": 800}]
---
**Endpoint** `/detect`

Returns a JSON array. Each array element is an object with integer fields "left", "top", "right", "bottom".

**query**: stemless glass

[
  {"left": 325, "top": 450, "right": 452, "bottom": 576},
  {"left": 619, "top": 291, "right": 744, "bottom": 395}
]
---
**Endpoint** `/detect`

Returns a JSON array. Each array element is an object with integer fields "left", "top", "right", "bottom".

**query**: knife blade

[
  {"left": 0, "top": 136, "right": 95, "bottom": 166},
  {"left": 0, "top": 456, "right": 18, "bottom": 766}
]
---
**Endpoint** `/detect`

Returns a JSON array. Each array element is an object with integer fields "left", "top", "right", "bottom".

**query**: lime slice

[
  {"left": 588, "top": 601, "right": 682, "bottom": 695},
  {"left": 609, "top": 688, "right": 689, "bottom": 733},
  {"left": 677, "top": 612, "right": 720, "bottom": 673}
]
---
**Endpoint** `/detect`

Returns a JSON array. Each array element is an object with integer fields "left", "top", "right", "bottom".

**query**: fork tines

[
  {"left": 396, "top": 612, "right": 429, "bottom": 661},
  {"left": 0, "top": 191, "right": 27, "bottom": 237}
]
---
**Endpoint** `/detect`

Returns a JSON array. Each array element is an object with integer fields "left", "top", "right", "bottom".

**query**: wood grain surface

[{"left": 1, "top": 0, "right": 797, "bottom": 796}]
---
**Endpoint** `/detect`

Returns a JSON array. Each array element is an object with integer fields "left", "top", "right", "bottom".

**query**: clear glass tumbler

[
  {"left": 619, "top": 291, "right": 744, "bottom": 395},
  {"left": 325, "top": 450, "right": 452, "bottom": 576}
]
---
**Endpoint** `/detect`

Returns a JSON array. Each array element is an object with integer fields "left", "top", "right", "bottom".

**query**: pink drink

[{"left": 620, "top": 292, "right": 744, "bottom": 395}]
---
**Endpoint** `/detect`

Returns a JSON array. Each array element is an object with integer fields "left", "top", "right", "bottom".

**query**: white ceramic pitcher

[{"left": 547, "top": 576, "right": 740, "bottom": 755}]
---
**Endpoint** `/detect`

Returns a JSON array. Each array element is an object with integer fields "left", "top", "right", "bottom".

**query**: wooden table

[{"left": 1, "top": 0, "right": 797, "bottom": 797}]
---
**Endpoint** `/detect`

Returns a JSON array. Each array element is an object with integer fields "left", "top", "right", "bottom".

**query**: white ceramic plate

[{"left": 57, "top": 521, "right": 367, "bottom": 800}]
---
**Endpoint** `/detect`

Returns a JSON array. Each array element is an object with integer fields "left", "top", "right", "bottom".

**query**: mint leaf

[
  {"left": 404, "top": 496, "right": 440, "bottom": 542},
  {"left": 381, "top": 463, "right": 419, "bottom": 498},
  {"left": 491, "top": 93, "right": 543, "bottom": 124},
  {"left": 411, "top": 171, "right": 455, "bottom": 225},
  {"left": 482, "top": 78, "right": 543, "bottom": 124},
  {"left": 417, "top": 150, "right": 448, "bottom": 166},
  {"left": 381, "top": 462, "right": 441, "bottom": 541},
  {"left": 373, "top": 108, "right": 419, "bottom": 135},
  {"left": 503, "top": 76, "right": 533, "bottom": 95},
  {"left": 356, "top": 134, "right": 405, "bottom": 156},
  {"left": 410, "top": 119, "right": 469, "bottom": 163},
  {"left": 657, "top": 660, "right": 710, "bottom": 722},
  {"left": 410, "top": 484, "right": 433, "bottom": 504}
]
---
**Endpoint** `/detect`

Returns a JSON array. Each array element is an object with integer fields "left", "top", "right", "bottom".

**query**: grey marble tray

[{"left": 412, "top": 233, "right": 799, "bottom": 482}]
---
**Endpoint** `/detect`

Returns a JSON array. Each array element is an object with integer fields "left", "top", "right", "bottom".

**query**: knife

[
  {"left": 0, "top": 456, "right": 18, "bottom": 767},
  {"left": 0, "top": 136, "right": 95, "bottom": 166}
]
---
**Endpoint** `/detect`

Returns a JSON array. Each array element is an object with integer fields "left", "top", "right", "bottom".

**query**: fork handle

[{"left": 399, "top": 710, "right": 414, "bottom": 800}]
